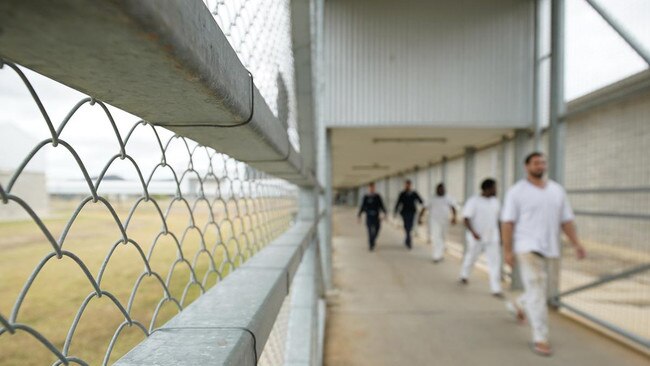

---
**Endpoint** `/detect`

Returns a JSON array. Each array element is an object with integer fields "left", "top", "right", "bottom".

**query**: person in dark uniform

[
  {"left": 358, "top": 182, "right": 387, "bottom": 251},
  {"left": 394, "top": 179, "right": 424, "bottom": 249}
]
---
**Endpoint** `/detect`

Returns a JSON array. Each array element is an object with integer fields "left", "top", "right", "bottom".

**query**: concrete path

[{"left": 324, "top": 208, "right": 647, "bottom": 366}]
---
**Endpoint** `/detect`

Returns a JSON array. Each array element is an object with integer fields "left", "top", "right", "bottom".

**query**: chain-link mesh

[
  {"left": 560, "top": 92, "right": 650, "bottom": 345},
  {"left": 204, "top": 0, "right": 300, "bottom": 150},
  {"left": 258, "top": 293, "right": 292, "bottom": 366},
  {"left": 0, "top": 60, "right": 298, "bottom": 365}
]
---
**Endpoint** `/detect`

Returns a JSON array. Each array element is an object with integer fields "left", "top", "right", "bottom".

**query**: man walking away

[
  {"left": 358, "top": 182, "right": 387, "bottom": 251},
  {"left": 419, "top": 183, "right": 456, "bottom": 262},
  {"left": 394, "top": 180, "right": 424, "bottom": 249},
  {"left": 501, "top": 152, "right": 586, "bottom": 357},
  {"left": 459, "top": 179, "right": 502, "bottom": 297}
]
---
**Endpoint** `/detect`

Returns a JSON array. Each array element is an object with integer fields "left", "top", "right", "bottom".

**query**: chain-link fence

[
  {"left": 557, "top": 89, "right": 650, "bottom": 349},
  {"left": 0, "top": 59, "right": 298, "bottom": 365},
  {"left": 204, "top": 0, "right": 300, "bottom": 151}
]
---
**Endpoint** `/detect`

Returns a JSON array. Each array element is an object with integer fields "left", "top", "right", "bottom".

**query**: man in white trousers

[
  {"left": 459, "top": 178, "right": 502, "bottom": 297},
  {"left": 501, "top": 152, "right": 586, "bottom": 357},
  {"left": 419, "top": 183, "right": 456, "bottom": 263}
]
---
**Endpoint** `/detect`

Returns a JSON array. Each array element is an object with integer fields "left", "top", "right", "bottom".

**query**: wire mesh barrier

[
  {"left": 0, "top": 60, "right": 298, "bottom": 365},
  {"left": 557, "top": 100, "right": 650, "bottom": 349},
  {"left": 204, "top": 0, "right": 300, "bottom": 150},
  {"left": 258, "top": 293, "right": 292, "bottom": 366}
]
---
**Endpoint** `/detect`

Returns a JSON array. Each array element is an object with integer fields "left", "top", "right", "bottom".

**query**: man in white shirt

[
  {"left": 459, "top": 179, "right": 502, "bottom": 296},
  {"left": 419, "top": 183, "right": 456, "bottom": 262},
  {"left": 501, "top": 152, "right": 586, "bottom": 356}
]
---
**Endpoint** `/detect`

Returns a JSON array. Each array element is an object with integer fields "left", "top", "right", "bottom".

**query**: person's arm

[
  {"left": 357, "top": 196, "right": 366, "bottom": 223},
  {"left": 394, "top": 193, "right": 402, "bottom": 215},
  {"left": 418, "top": 207, "right": 427, "bottom": 225},
  {"left": 562, "top": 221, "right": 586, "bottom": 259},
  {"left": 450, "top": 205, "right": 457, "bottom": 225},
  {"left": 464, "top": 218, "right": 480, "bottom": 240},
  {"left": 415, "top": 192, "right": 426, "bottom": 224},
  {"left": 378, "top": 196, "right": 387, "bottom": 219},
  {"left": 501, "top": 221, "right": 515, "bottom": 267}
]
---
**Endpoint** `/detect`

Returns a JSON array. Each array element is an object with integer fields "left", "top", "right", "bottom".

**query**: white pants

[
  {"left": 460, "top": 235, "right": 502, "bottom": 294},
  {"left": 430, "top": 221, "right": 448, "bottom": 260},
  {"left": 516, "top": 252, "right": 557, "bottom": 344}
]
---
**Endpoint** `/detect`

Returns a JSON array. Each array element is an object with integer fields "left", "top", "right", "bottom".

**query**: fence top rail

[
  {"left": 115, "top": 220, "right": 317, "bottom": 365},
  {"left": 0, "top": 0, "right": 313, "bottom": 186}
]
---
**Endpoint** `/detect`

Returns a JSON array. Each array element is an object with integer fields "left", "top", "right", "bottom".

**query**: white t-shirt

[
  {"left": 501, "top": 179, "right": 575, "bottom": 258},
  {"left": 427, "top": 195, "right": 455, "bottom": 225},
  {"left": 463, "top": 195, "right": 500, "bottom": 242}
]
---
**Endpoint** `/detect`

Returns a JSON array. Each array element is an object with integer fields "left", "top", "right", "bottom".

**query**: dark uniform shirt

[
  {"left": 358, "top": 193, "right": 387, "bottom": 218},
  {"left": 394, "top": 190, "right": 424, "bottom": 214}
]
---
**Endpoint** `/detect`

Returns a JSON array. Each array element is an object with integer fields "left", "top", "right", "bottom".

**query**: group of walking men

[{"left": 357, "top": 152, "right": 587, "bottom": 356}]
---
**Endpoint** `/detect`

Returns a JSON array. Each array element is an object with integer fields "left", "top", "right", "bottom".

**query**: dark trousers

[
  {"left": 400, "top": 211, "right": 415, "bottom": 247},
  {"left": 366, "top": 216, "right": 381, "bottom": 249}
]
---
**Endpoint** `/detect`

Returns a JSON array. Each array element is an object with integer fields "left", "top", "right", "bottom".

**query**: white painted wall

[{"left": 323, "top": 0, "right": 534, "bottom": 128}]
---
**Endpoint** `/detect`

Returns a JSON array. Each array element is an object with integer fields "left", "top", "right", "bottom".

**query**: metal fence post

[
  {"left": 510, "top": 129, "right": 530, "bottom": 290},
  {"left": 463, "top": 147, "right": 476, "bottom": 251},
  {"left": 547, "top": 0, "right": 566, "bottom": 302},
  {"left": 441, "top": 156, "right": 448, "bottom": 187}
]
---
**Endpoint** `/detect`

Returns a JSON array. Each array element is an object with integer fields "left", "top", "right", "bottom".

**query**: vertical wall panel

[{"left": 323, "top": 0, "right": 534, "bottom": 128}]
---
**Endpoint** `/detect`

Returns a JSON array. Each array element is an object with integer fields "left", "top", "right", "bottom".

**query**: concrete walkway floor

[{"left": 324, "top": 208, "right": 648, "bottom": 366}]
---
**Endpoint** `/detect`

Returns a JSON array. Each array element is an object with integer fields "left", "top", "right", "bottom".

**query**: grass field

[{"left": 0, "top": 197, "right": 295, "bottom": 365}]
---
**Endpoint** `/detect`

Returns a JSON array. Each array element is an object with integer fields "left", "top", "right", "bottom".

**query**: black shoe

[
  {"left": 492, "top": 292, "right": 505, "bottom": 299},
  {"left": 459, "top": 278, "right": 468, "bottom": 285}
]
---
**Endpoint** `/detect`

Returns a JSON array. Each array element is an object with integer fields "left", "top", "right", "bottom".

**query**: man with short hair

[
  {"left": 358, "top": 182, "right": 386, "bottom": 251},
  {"left": 394, "top": 180, "right": 424, "bottom": 249},
  {"left": 501, "top": 152, "right": 586, "bottom": 356},
  {"left": 419, "top": 183, "right": 457, "bottom": 262},
  {"left": 459, "top": 178, "right": 502, "bottom": 297}
]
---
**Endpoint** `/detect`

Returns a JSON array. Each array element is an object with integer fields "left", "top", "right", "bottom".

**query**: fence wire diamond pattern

[{"left": 0, "top": 60, "right": 298, "bottom": 365}]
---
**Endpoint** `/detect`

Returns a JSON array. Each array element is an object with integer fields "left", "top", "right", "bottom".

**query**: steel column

[
  {"left": 441, "top": 156, "right": 448, "bottom": 187},
  {"left": 549, "top": 0, "right": 565, "bottom": 184}
]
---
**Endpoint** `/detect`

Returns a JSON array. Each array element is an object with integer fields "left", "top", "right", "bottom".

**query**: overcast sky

[{"left": 0, "top": 0, "right": 648, "bottom": 186}]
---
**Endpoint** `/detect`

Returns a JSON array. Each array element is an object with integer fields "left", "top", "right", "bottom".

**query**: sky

[
  {"left": 565, "top": 0, "right": 650, "bottom": 100},
  {"left": 0, "top": 0, "right": 648, "bottom": 187}
]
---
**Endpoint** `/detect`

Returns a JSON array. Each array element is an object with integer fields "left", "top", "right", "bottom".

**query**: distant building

[{"left": 0, "top": 123, "right": 48, "bottom": 221}]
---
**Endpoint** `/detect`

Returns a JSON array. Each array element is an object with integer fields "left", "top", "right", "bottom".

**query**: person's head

[
  {"left": 404, "top": 179, "right": 412, "bottom": 191},
  {"left": 481, "top": 178, "right": 497, "bottom": 197},
  {"left": 368, "top": 182, "right": 376, "bottom": 193},
  {"left": 436, "top": 183, "right": 446, "bottom": 196},
  {"left": 525, "top": 152, "right": 547, "bottom": 179}
]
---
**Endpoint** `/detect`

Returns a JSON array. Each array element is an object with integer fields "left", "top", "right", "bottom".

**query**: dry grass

[{"left": 0, "top": 198, "right": 294, "bottom": 365}]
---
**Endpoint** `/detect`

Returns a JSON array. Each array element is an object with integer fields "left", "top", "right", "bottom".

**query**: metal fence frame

[
  {"left": 115, "top": 206, "right": 326, "bottom": 365},
  {"left": 0, "top": 0, "right": 330, "bottom": 365}
]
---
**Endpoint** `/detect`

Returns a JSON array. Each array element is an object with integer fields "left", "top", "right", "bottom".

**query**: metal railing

[{"left": 0, "top": 60, "right": 299, "bottom": 365}]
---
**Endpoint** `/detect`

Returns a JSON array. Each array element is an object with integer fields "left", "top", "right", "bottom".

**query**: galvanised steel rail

[
  {"left": 0, "top": 59, "right": 301, "bottom": 365},
  {"left": 115, "top": 214, "right": 325, "bottom": 365},
  {"left": 0, "top": 0, "right": 314, "bottom": 186}
]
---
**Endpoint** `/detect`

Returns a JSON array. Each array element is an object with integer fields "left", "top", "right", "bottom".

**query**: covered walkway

[{"left": 324, "top": 208, "right": 647, "bottom": 366}]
